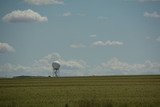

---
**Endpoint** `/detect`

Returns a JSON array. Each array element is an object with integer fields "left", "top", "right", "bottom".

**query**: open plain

[{"left": 0, "top": 75, "right": 160, "bottom": 107}]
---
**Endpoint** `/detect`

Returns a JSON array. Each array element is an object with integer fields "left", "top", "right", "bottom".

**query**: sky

[{"left": 0, "top": 0, "right": 160, "bottom": 77}]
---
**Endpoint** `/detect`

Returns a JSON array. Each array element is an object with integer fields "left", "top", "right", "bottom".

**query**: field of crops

[{"left": 0, "top": 75, "right": 160, "bottom": 107}]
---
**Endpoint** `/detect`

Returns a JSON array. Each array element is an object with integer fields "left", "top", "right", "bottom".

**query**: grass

[{"left": 0, "top": 75, "right": 160, "bottom": 107}]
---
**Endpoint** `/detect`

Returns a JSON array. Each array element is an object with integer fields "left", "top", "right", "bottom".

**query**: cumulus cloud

[
  {"left": 0, "top": 63, "right": 30, "bottom": 72},
  {"left": 1, "top": 51, "right": 160, "bottom": 77},
  {"left": 0, "top": 42, "right": 15, "bottom": 53},
  {"left": 62, "top": 12, "right": 72, "bottom": 17},
  {"left": 25, "top": 0, "right": 64, "bottom": 5},
  {"left": 60, "top": 60, "right": 87, "bottom": 70},
  {"left": 97, "top": 16, "right": 108, "bottom": 20},
  {"left": 2, "top": 9, "right": 48, "bottom": 23},
  {"left": 98, "top": 57, "right": 160, "bottom": 75},
  {"left": 0, "top": 55, "right": 160, "bottom": 77},
  {"left": 70, "top": 43, "right": 86, "bottom": 48},
  {"left": 0, "top": 53, "right": 87, "bottom": 77},
  {"left": 144, "top": 11, "right": 160, "bottom": 18},
  {"left": 32, "top": 53, "right": 87, "bottom": 70},
  {"left": 90, "top": 34, "right": 97, "bottom": 38},
  {"left": 92, "top": 40, "right": 124, "bottom": 46},
  {"left": 146, "top": 36, "right": 160, "bottom": 42},
  {"left": 61, "top": 12, "right": 86, "bottom": 17}
]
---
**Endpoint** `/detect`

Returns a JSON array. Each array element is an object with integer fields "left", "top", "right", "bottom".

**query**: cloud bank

[
  {"left": 0, "top": 42, "right": 15, "bottom": 53},
  {"left": 2, "top": 9, "right": 48, "bottom": 23},
  {"left": 25, "top": 0, "right": 64, "bottom": 5},
  {"left": 91, "top": 58, "right": 160, "bottom": 75},
  {"left": 144, "top": 11, "right": 160, "bottom": 18},
  {"left": 0, "top": 53, "right": 87, "bottom": 77},
  {"left": 0, "top": 53, "right": 159, "bottom": 77},
  {"left": 92, "top": 40, "right": 124, "bottom": 46},
  {"left": 101, "top": 58, "right": 160, "bottom": 72}
]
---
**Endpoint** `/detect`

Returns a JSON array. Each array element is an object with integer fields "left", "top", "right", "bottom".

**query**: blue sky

[{"left": 0, "top": 0, "right": 160, "bottom": 77}]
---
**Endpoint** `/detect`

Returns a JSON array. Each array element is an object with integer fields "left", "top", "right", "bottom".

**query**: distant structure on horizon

[{"left": 52, "top": 61, "right": 60, "bottom": 77}]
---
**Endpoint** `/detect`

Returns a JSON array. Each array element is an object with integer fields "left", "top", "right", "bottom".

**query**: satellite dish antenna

[{"left": 52, "top": 61, "right": 60, "bottom": 77}]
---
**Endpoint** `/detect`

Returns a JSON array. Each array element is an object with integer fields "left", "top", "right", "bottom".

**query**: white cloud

[
  {"left": 156, "top": 36, "right": 160, "bottom": 42},
  {"left": 60, "top": 60, "right": 87, "bottom": 70},
  {"left": 0, "top": 54, "right": 160, "bottom": 77},
  {"left": 101, "top": 58, "right": 143, "bottom": 72},
  {"left": 90, "top": 34, "right": 97, "bottom": 38},
  {"left": 62, "top": 12, "right": 72, "bottom": 17},
  {"left": 70, "top": 43, "right": 86, "bottom": 48},
  {"left": 2, "top": 9, "right": 48, "bottom": 23},
  {"left": 97, "top": 16, "right": 108, "bottom": 20},
  {"left": 92, "top": 40, "right": 124, "bottom": 46},
  {"left": 0, "top": 63, "right": 30, "bottom": 72},
  {"left": 94, "top": 57, "right": 160, "bottom": 75},
  {"left": 25, "top": 0, "right": 64, "bottom": 5},
  {"left": 32, "top": 53, "right": 87, "bottom": 76},
  {"left": 146, "top": 36, "right": 160, "bottom": 42},
  {"left": 0, "top": 53, "right": 87, "bottom": 77},
  {"left": 32, "top": 53, "right": 87, "bottom": 70},
  {"left": 144, "top": 11, "right": 160, "bottom": 18},
  {"left": 0, "top": 42, "right": 15, "bottom": 53},
  {"left": 61, "top": 12, "right": 86, "bottom": 17}
]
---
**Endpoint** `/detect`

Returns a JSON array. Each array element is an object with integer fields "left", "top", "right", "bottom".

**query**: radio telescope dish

[{"left": 52, "top": 61, "right": 60, "bottom": 77}]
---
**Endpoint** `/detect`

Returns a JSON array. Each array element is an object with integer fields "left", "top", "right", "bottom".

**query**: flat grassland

[{"left": 0, "top": 75, "right": 160, "bottom": 107}]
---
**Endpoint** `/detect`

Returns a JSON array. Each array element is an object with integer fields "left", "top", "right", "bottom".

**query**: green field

[{"left": 0, "top": 75, "right": 160, "bottom": 107}]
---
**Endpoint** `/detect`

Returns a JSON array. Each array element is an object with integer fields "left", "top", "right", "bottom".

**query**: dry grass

[{"left": 0, "top": 75, "right": 160, "bottom": 107}]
